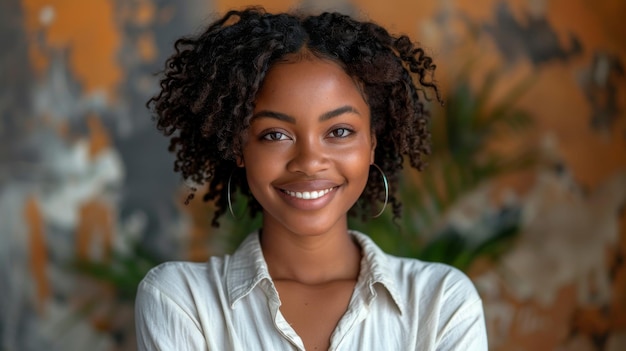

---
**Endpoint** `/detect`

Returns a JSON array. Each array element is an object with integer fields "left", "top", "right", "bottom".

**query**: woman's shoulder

[
  {"left": 390, "top": 255, "right": 476, "bottom": 292},
  {"left": 136, "top": 231, "right": 264, "bottom": 303},
  {"left": 141, "top": 259, "right": 215, "bottom": 282},
  {"left": 137, "top": 256, "right": 229, "bottom": 300},
  {"left": 351, "top": 230, "right": 479, "bottom": 301},
  {"left": 379, "top": 255, "right": 482, "bottom": 324}
]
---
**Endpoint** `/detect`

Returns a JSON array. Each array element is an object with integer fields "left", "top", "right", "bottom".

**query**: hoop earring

[
  {"left": 227, "top": 171, "right": 240, "bottom": 219},
  {"left": 371, "top": 164, "right": 389, "bottom": 218}
]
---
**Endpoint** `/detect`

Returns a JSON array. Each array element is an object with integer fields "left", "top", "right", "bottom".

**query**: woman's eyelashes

[
  {"left": 261, "top": 130, "right": 290, "bottom": 141},
  {"left": 328, "top": 127, "right": 354, "bottom": 139},
  {"left": 258, "top": 125, "right": 356, "bottom": 142}
]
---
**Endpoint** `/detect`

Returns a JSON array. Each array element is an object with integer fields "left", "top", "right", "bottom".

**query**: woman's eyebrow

[
  {"left": 319, "top": 105, "right": 361, "bottom": 121},
  {"left": 251, "top": 110, "right": 296, "bottom": 123},
  {"left": 251, "top": 105, "right": 361, "bottom": 123}
]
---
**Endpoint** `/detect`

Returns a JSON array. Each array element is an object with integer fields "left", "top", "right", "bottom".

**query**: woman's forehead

[{"left": 256, "top": 59, "right": 365, "bottom": 106}]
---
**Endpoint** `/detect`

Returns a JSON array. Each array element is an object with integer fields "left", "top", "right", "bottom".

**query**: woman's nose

[{"left": 286, "top": 138, "right": 329, "bottom": 176}]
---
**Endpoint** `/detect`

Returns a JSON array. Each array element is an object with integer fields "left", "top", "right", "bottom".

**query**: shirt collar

[
  {"left": 226, "top": 230, "right": 404, "bottom": 314},
  {"left": 226, "top": 231, "right": 273, "bottom": 308},
  {"left": 350, "top": 230, "right": 405, "bottom": 314}
]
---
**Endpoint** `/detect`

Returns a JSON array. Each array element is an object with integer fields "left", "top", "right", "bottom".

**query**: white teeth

[{"left": 284, "top": 187, "right": 334, "bottom": 200}]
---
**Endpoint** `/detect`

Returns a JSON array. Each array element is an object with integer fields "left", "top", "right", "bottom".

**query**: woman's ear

[
  {"left": 236, "top": 156, "right": 245, "bottom": 168},
  {"left": 370, "top": 133, "right": 377, "bottom": 164}
]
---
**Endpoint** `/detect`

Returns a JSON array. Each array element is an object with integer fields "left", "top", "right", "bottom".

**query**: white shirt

[{"left": 135, "top": 231, "right": 488, "bottom": 350}]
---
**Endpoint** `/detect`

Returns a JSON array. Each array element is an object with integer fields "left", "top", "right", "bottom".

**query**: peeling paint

[
  {"left": 24, "top": 195, "right": 50, "bottom": 314},
  {"left": 76, "top": 199, "right": 114, "bottom": 262},
  {"left": 22, "top": 0, "right": 122, "bottom": 97}
]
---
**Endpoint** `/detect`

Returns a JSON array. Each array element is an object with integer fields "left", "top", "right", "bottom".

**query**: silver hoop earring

[
  {"left": 371, "top": 164, "right": 389, "bottom": 218},
  {"left": 227, "top": 171, "right": 239, "bottom": 219}
]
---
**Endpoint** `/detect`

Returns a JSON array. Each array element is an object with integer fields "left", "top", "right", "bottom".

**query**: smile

[{"left": 281, "top": 187, "right": 337, "bottom": 200}]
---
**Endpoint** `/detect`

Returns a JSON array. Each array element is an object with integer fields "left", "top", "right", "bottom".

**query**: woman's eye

[
  {"left": 262, "top": 131, "right": 288, "bottom": 141},
  {"left": 330, "top": 128, "right": 353, "bottom": 138}
]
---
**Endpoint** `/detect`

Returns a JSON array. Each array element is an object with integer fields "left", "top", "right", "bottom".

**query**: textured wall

[{"left": 1, "top": 0, "right": 625, "bottom": 350}]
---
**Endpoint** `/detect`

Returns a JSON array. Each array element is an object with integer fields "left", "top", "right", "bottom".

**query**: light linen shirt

[{"left": 135, "top": 231, "right": 488, "bottom": 350}]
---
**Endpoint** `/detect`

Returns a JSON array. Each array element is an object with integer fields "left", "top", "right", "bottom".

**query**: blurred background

[{"left": 1, "top": 0, "right": 625, "bottom": 350}]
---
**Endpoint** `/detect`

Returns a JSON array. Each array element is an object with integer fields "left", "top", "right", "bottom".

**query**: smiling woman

[
  {"left": 136, "top": 6, "right": 487, "bottom": 351},
  {"left": 243, "top": 58, "right": 374, "bottom": 240}
]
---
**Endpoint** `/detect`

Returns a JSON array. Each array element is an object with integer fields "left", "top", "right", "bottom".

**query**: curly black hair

[{"left": 148, "top": 6, "right": 440, "bottom": 227}]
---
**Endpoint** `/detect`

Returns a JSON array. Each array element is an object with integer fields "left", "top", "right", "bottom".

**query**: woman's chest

[{"left": 274, "top": 280, "right": 356, "bottom": 351}]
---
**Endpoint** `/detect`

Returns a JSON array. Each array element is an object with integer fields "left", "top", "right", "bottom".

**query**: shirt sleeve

[
  {"left": 436, "top": 297, "right": 488, "bottom": 350},
  {"left": 434, "top": 268, "right": 488, "bottom": 351},
  {"left": 135, "top": 279, "right": 208, "bottom": 351}
]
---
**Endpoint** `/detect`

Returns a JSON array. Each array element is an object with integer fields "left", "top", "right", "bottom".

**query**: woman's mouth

[{"left": 280, "top": 186, "right": 338, "bottom": 200}]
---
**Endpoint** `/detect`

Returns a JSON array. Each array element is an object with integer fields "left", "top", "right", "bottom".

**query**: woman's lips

[
  {"left": 280, "top": 186, "right": 338, "bottom": 200},
  {"left": 274, "top": 181, "right": 341, "bottom": 210}
]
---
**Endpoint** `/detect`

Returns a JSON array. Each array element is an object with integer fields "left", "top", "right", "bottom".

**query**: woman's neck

[{"left": 259, "top": 219, "right": 361, "bottom": 285}]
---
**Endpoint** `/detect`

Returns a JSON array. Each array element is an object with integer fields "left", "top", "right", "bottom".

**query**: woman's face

[{"left": 240, "top": 57, "right": 376, "bottom": 237}]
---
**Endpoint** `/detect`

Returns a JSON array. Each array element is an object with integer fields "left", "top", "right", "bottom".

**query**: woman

[{"left": 136, "top": 7, "right": 487, "bottom": 350}]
